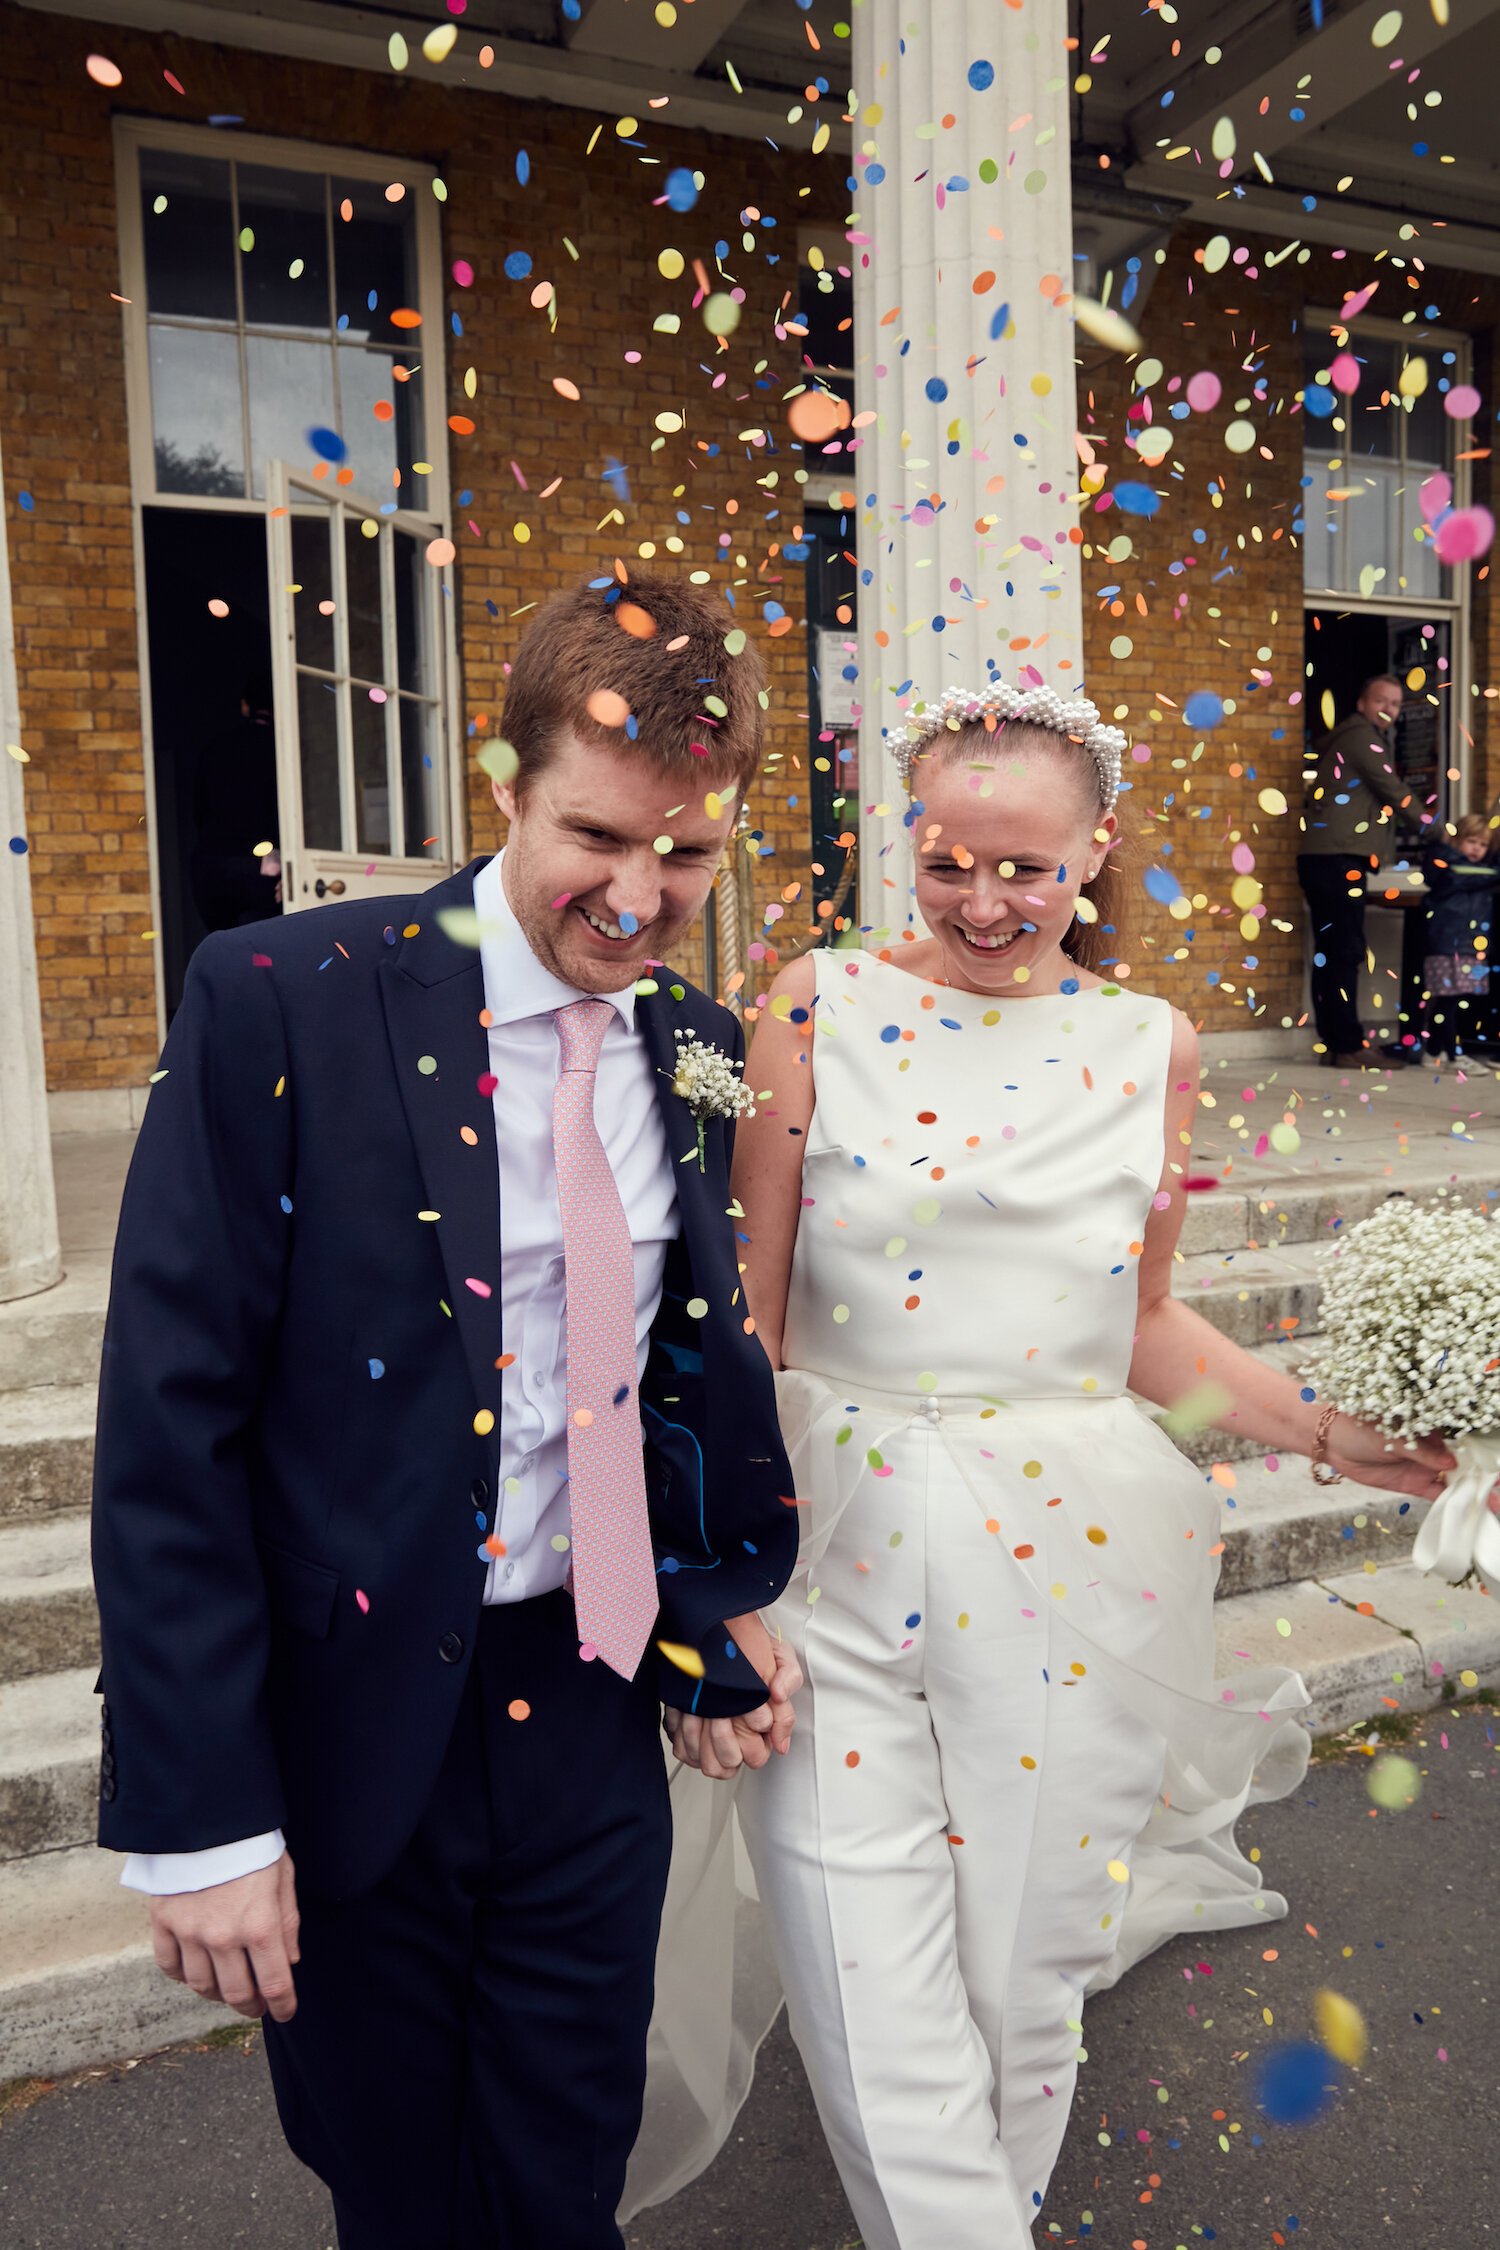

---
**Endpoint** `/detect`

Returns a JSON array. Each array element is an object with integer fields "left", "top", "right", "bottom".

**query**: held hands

[
  {"left": 1325, "top": 1415, "right": 1455, "bottom": 1499},
  {"left": 148, "top": 1852, "right": 300, "bottom": 2023},
  {"left": 664, "top": 1612, "right": 803, "bottom": 1782}
]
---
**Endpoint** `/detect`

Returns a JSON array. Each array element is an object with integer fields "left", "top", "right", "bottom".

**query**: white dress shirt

[{"left": 121, "top": 850, "right": 679, "bottom": 1895}]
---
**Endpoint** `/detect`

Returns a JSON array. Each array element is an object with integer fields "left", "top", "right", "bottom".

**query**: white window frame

[
  {"left": 112, "top": 116, "right": 462, "bottom": 1041},
  {"left": 1301, "top": 307, "right": 1472, "bottom": 812}
]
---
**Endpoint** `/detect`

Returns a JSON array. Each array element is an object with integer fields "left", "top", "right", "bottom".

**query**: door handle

[{"left": 314, "top": 878, "right": 347, "bottom": 898}]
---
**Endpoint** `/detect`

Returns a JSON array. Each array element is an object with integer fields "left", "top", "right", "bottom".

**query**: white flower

[
  {"left": 669, "top": 1030, "right": 754, "bottom": 1157},
  {"left": 1303, "top": 1192, "right": 1500, "bottom": 1442}
]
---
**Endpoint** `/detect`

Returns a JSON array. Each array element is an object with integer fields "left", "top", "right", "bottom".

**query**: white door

[{"left": 266, "top": 461, "right": 462, "bottom": 909}]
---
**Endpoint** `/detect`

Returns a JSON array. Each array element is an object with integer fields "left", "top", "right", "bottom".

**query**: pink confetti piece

[{"left": 355, "top": 1589, "right": 370, "bottom": 1614}]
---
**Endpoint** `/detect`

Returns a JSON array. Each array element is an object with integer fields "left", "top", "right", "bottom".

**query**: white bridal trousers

[{"left": 736, "top": 1397, "right": 1173, "bottom": 2250}]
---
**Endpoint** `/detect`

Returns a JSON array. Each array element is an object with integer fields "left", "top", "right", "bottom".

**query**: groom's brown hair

[{"left": 501, "top": 570, "right": 768, "bottom": 799}]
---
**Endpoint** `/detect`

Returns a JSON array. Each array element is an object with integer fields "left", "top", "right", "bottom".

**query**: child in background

[{"left": 1422, "top": 811, "right": 1500, "bottom": 1059}]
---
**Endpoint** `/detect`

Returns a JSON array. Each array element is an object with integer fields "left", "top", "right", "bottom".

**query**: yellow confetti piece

[
  {"left": 1072, "top": 297, "right": 1141, "bottom": 353},
  {"left": 422, "top": 23, "right": 457, "bottom": 61},
  {"left": 388, "top": 30, "right": 409, "bottom": 69},
  {"left": 1315, "top": 1987, "right": 1368, "bottom": 2066},
  {"left": 685, "top": 1296, "right": 709, "bottom": 1319},
  {"left": 473, "top": 1408, "right": 495, "bottom": 1436},
  {"left": 657, "top": 1639, "right": 706, "bottom": 1678},
  {"left": 1106, "top": 1858, "right": 1130, "bottom": 1883},
  {"left": 1258, "top": 786, "right": 1288, "bottom": 814}
]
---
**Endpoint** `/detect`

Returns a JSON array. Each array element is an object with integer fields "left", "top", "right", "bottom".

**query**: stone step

[
  {"left": 0, "top": 1382, "right": 96, "bottom": 1524},
  {"left": 0, "top": 1513, "right": 97, "bottom": 1686},
  {"left": 1214, "top": 1559, "right": 1500, "bottom": 1737},
  {"left": 1171, "top": 1238, "right": 1326, "bottom": 1348},
  {"left": 1178, "top": 1148, "right": 1495, "bottom": 1259},
  {"left": 0, "top": 1666, "right": 99, "bottom": 1861},
  {"left": 0, "top": 1844, "right": 236, "bottom": 2082},
  {"left": 0, "top": 1252, "right": 108, "bottom": 1395},
  {"left": 1211, "top": 1455, "right": 1420, "bottom": 1598}
]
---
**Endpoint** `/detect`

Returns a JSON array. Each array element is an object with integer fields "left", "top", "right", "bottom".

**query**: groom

[{"left": 91, "top": 571, "right": 799, "bottom": 2247}]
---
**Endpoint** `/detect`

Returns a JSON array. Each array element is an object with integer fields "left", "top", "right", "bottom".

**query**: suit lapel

[
  {"left": 636, "top": 983, "right": 726, "bottom": 1255},
  {"left": 379, "top": 861, "right": 505, "bottom": 1441}
]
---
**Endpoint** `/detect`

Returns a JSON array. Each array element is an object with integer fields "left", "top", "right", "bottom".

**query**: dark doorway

[
  {"left": 1303, "top": 606, "right": 1451, "bottom": 850},
  {"left": 143, "top": 508, "right": 277, "bottom": 1015}
]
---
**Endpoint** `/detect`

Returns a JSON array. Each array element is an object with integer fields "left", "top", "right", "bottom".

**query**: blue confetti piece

[
  {"left": 8, "top": 836, "right": 27, "bottom": 855},
  {"left": 1255, "top": 2042, "right": 1340, "bottom": 2127},
  {"left": 925, "top": 376, "right": 948, "bottom": 402},
  {"left": 968, "top": 58, "right": 994, "bottom": 90},
  {"left": 369, "top": 1359, "right": 385, "bottom": 1379},
  {"left": 504, "top": 250, "right": 532, "bottom": 280},
  {"left": 307, "top": 425, "right": 347, "bottom": 463},
  {"left": 879, "top": 1024, "right": 901, "bottom": 1044},
  {"left": 1183, "top": 690, "right": 1225, "bottom": 729},
  {"left": 279, "top": 1194, "right": 294, "bottom": 1214},
  {"left": 1303, "top": 383, "right": 1336, "bottom": 419},
  {"left": 17, "top": 491, "right": 34, "bottom": 513},
  {"left": 516, "top": 150, "right": 530, "bottom": 185},
  {"left": 1060, "top": 976, "right": 1080, "bottom": 994},
  {"left": 665, "top": 166, "right": 699, "bottom": 213},
  {"left": 865, "top": 162, "right": 886, "bottom": 185},
  {"left": 1112, "top": 480, "right": 1161, "bottom": 517},
  {"left": 905, "top": 1612, "right": 922, "bottom": 1628},
  {"left": 619, "top": 910, "right": 639, "bottom": 935},
  {"left": 989, "top": 301, "right": 1009, "bottom": 339},
  {"left": 1144, "top": 864, "right": 1183, "bottom": 905}
]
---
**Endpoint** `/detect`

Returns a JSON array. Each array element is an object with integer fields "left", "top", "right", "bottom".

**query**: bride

[{"left": 658, "top": 682, "right": 1454, "bottom": 2248}]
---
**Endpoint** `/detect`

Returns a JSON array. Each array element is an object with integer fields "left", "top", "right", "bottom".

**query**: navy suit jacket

[{"left": 92, "top": 859, "right": 796, "bottom": 1898}]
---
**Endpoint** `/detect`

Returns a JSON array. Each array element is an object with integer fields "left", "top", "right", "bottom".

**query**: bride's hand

[{"left": 1324, "top": 1414, "right": 1455, "bottom": 1499}]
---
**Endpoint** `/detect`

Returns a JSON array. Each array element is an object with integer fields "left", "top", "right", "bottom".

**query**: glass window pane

[
  {"left": 333, "top": 177, "right": 418, "bottom": 343},
  {"left": 297, "top": 670, "right": 343, "bottom": 850},
  {"left": 149, "top": 327, "right": 245, "bottom": 497},
  {"left": 246, "top": 334, "right": 336, "bottom": 497},
  {"left": 1343, "top": 468, "right": 1400, "bottom": 592},
  {"left": 353, "top": 690, "right": 393, "bottom": 852},
  {"left": 344, "top": 516, "right": 386, "bottom": 684},
  {"left": 140, "top": 150, "right": 236, "bottom": 322},
  {"left": 337, "top": 350, "right": 422, "bottom": 502},
  {"left": 1301, "top": 459, "right": 1338, "bottom": 592},
  {"left": 400, "top": 697, "right": 444, "bottom": 860},
  {"left": 238, "top": 163, "right": 331, "bottom": 335},
  {"left": 290, "top": 512, "right": 336, "bottom": 673},
  {"left": 393, "top": 529, "right": 433, "bottom": 695},
  {"left": 1400, "top": 364, "right": 1448, "bottom": 470}
]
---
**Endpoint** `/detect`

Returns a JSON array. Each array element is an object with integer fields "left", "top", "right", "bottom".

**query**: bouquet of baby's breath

[{"left": 1305, "top": 1193, "right": 1500, "bottom": 1592}]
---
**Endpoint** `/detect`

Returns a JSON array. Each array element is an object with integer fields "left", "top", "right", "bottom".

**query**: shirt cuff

[{"left": 119, "top": 1830, "right": 286, "bottom": 1896}]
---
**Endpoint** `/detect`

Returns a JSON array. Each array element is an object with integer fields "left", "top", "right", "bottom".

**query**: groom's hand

[
  {"left": 666, "top": 1642, "right": 804, "bottom": 1780},
  {"left": 148, "top": 1853, "right": 301, "bottom": 2023}
]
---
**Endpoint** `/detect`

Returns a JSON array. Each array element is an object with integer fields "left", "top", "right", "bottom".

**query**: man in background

[
  {"left": 1297, "top": 674, "right": 1411, "bottom": 1067},
  {"left": 190, "top": 666, "right": 281, "bottom": 930}
]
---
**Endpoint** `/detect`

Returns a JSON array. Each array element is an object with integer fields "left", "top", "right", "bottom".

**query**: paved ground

[{"left": 2, "top": 1700, "right": 1493, "bottom": 2250}]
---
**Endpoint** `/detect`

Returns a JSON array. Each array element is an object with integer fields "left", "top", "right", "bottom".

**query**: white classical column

[
  {"left": 0, "top": 435, "right": 62, "bottom": 1302},
  {"left": 848, "top": 0, "right": 1084, "bottom": 938}
]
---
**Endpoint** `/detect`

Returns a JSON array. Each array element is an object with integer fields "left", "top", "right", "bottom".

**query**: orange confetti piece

[{"left": 390, "top": 306, "right": 422, "bottom": 329}]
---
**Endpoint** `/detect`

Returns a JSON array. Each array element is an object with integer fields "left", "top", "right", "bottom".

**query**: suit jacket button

[
  {"left": 470, "top": 1477, "right": 488, "bottom": 1505},
  {"left": 438, "top": 1631, "right": 464, "bottom": 1664},
  {"left": 101, "top": 1751, "right": 116, "bottom": 1777},
  {"left": 101, "top": 1777, "right": 117, "bottom": 1802}
]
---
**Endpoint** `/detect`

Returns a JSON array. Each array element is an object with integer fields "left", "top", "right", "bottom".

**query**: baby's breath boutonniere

[{"left": 668, "top": 1028, "right": 754, "bottom": 1171}]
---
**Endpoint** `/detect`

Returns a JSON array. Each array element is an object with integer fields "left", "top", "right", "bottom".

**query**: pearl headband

[{"left": 888, "top": 681, "right": 1126, "bottom": 810}]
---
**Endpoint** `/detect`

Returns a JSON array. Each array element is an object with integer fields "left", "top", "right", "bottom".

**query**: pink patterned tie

[{"left": 552, "top": 999, "right": 659, "bottom": 1681}]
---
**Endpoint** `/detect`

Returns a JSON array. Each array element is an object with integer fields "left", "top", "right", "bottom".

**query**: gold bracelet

[{"left": 1311, "top": 1401, "right": 1343, "bottom": 1486}]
